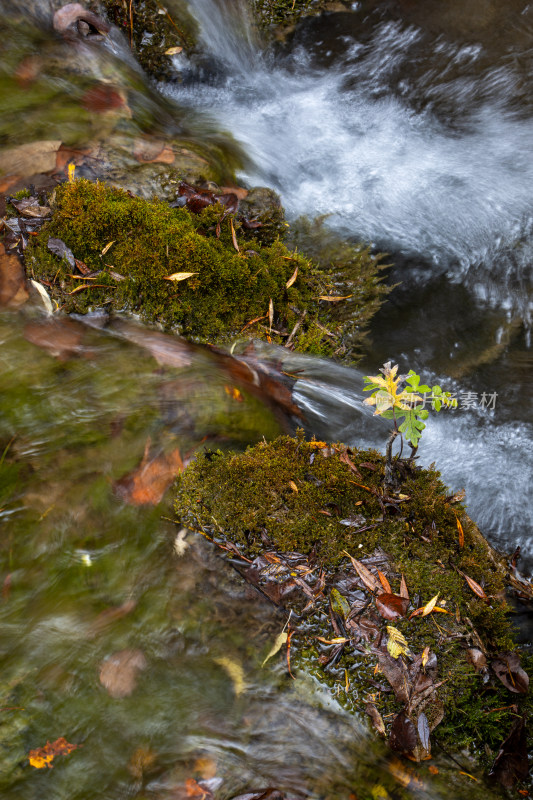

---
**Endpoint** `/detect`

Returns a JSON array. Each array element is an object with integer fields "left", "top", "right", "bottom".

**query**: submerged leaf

[
  {"left": 29, "top": 737, "right": 81, "bottom": 769},
  {"left": 215, "top": 656, "right": 247, "bottom": 695}
]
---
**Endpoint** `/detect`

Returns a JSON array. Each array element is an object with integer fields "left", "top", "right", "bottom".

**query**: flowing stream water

[{"left": 1, "top": 0, "right": 532, "bottom": 797}]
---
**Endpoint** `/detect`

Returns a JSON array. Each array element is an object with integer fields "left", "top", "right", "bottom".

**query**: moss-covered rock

[
  {"left": 250, "top": 0, "right": 352, "bottom": 38},
  {"left": 26, "top": 179, "right": 388, "bottom": 357},
  {"left": 174, "top": 433, "right": 532, "bottom": 780}
]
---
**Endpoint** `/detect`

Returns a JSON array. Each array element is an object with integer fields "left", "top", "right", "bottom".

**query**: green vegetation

[
  {"left": 174, "top": 432, "right": 532, "bottom": 767},
  {"left": 27, "top": 179, "right": 388, "bottom": 357}
]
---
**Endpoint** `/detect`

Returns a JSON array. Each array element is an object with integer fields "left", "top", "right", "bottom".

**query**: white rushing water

[{"left": 168, "top": 2, "right": 533, "bottom": 314}]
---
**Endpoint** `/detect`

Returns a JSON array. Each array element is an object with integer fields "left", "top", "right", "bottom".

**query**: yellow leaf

[
  {"left": 316, "top": 636, "right": 348, "bottom": 644},
  {"left": 456, "top": 514, "right": 465, "bottom": 548},
  {"left": 165, "top": 46, "right": 183, "bottom": 55},
  {"left": 101, "top": 240, "right": 115, "bottom": 256},
  {"left": 261, "top": 631, "right": 288, "bottom": 667},
  {"left": 289, "top": 480, "right": 298, "bottom": 492},
  {"left": 164, "top": 272, "right": 198, "bottom": 281},
  {"left": 316, "top": 294, "right": 352, "bottom": 302},
  {"left": 422, "top": 593, "right": 439, "bottom": 617},
  {"left": 386, "top": 625, "right": 410, "bottom": 659},
  {"left": 67, "top": 163, "right": 76, "bottom": 182},
  {"left": 214, "top": 657, "right": 246, "bottom": 696},
  {"left": 286, "top": 265, "right": 298, "bottom": 289},
  {"left": 421, "top": 646, "right": 430, "bottom": 667}
]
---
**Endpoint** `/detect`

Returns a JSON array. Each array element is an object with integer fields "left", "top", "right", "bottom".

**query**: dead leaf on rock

[
  {"left": 99, "top": 648, "right": 147, "bottom": 698},
  {"left": 489, "top": 713, "right": 528, "bottom": 788},
  {"left": 0, "top": 243, "right": 28, "bottom": 308},
  {"left": 491, "top": 652, "right": 529, "bottom": 694},
  {"left": 365, "top": 702, "right": 386, "bottom": 736},
  {"left": 389, "top": 712, "right": 417, "bottom": 755}
]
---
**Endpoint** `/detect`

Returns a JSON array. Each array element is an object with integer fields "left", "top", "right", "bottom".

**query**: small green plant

[{"left": 363, "top": 362, "right": 457, "bottom": 491}]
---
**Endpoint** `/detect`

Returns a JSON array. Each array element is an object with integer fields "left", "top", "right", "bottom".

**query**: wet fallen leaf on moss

[
  {"left": 164, "top": 272, "right": 198, "bottom": 281},
  {"left": 491, "top": 652, "right": 529, "bottom": 694},
  {"left": 316, "top": 294, "right": 353, "bottom": 301},
  {"left": 165, "top": 45, "right": 183, "bottom": 55},
  {"left": 343, "top": 551, "right": 381, "bottom": 594},
  {"left": 377, "top": 570, "right": 392, "bottom": 593},
  {"left": 365, "top": 702, "right": 386, "bottom": 736},
  {"left": 47, "top": 237, "right": 75, "bottom": 268},
  {"left": 29, "top": 737, "right": 81, "bottom": 768},
  {"left": 459, "top": 570, "right": 490, "bottom": 602},
  {"left": 455, "top": 514, "right": 465, "bottom": 547},
  {"left": 285, "top": 265, "right": 298, "bottom": 288},
  {"left": 376, "top": 593, "right": 409, "bottom": 620},
  {"left": 386, "top": 626, "right": 410, "bottom": 659},
  {"left": 399, "top": 574, "right": 409, "bottom": 600}
]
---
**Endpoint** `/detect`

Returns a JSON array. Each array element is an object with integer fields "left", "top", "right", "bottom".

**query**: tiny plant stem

[{"left": 384, "top": 429, "right": 400, "bottom": 493}]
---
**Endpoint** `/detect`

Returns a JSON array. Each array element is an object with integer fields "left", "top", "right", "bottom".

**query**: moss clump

[
  {"left": 251, "top": 0, "right": 350, "bottom": 32},
  {"left": 26, "top": 179, "right": 388, "bottom": 357},
  {"left": 174, "top": 433, "right": 531, "bottom": 768}
]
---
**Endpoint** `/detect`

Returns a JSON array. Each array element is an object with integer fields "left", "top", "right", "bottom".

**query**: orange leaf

[
  {"left": 456, "top": 514, "right": 464, "bottom": 548},
  {"left": 29, "top": 737, "right": 81, "bottom": 769},
  {"left": 410, "top": 605, "right": 450, "bottom": 619},
  {"left": 459, "top": 570, "right": 490, "bottom": 602},
  {"left": 377, "top": 570, "right": 392, "bottom": 594}
]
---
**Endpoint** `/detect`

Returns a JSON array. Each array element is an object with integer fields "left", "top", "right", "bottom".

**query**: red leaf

[
  {"left": 376, "top": 593, "right": 409, "bottom": 620},
  {"left": 459, "top": 570, "right": 490, "bottom": 602}
]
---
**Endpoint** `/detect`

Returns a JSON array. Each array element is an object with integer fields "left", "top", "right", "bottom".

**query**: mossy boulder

[
  {"left": 250, "top": 0, "right": 352, "bottom": 38},
  {"left": 26, "top": 179, "right": 388, "bottom": 357},
  {"left": 174, "top": 433, "right": 532, "bottom": 783}
]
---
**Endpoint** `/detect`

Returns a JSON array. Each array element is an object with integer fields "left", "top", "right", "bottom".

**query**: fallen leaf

[
  {"left": 215, "top": 656, "right": 246, "bottom": 695},
  {"left": 459, "top": 570, "right": 490, "bottom": 603},
  {"left": 316, "top": 294, "right": 353, "bottom": 301},
  {"left": 164, "top": 272, "right": 198, "bottom": 281},
  {"left": 230, "top": 217, "right": 240, "bottom": 252},
  {"left": 376, "top": 593, "right": 409, "bottom": 620},
  {"left": 399, "top": 574, "right": 409, "bottom": 600},
  {"left": 422, "top": 593, "right": 439, "bottom": 617},
  {"left": 165, "top": 46, "right": 183, "bottom": 55},
  {"left": 128, "top": 746, "right": 157, "bottom": 779},
  {"left": 489, "top": 714, "right": 528, "bottom": 788},
  {"left": 48, "top": 237, "right": 75, "bottom": 268},
  {"left": 285, "top": 265, "right": 298, "bottom": 288},
  {"left": 114, "top": 445, "right": 184, "bottom": 505},
  {"left": 99, "top": 649, "right": 147, "bottom": 698},
  {"left": 466, "top": 648, "right": 487, "bottom": 672},
  {"left": 261, "top": 631, "right": 288, "bottom": 667},
  {"left": 29, "top": 737, "right": 81, "bottom": 769},
  {"left": 417, "top": 712, "right": 430, "bottom": 750},
  {"left": 365, "top": 702, "right": 386, "bottom": 736},
  {"left": 29, "top": 279, "right": 54, "bottom": 314},
  {"left": 491, "top": 652, "right": 529, "bottom": 694},
  {"left": 343, "top": 551, "right": 381, "bottom": 593},
  {"left": 101, "top": 240, "right": 115, "bottom": 256},
  {"left": 268, "top": 298, "right": 274, "bottom": 331},
  {"left": 386, "top": 625, "right": 410, "bottom": 659},
  {"left": 389, "top": 712, "right": 417, "bottom": 754},
  {"left": 456, "top": 514, "right": 465, "bottom": 548},
  {"left": 377, "top": 570, "right": 392, "bottom": 594},
  {"left": 421, "top": 646, "right": 430, "bottom": 668}
]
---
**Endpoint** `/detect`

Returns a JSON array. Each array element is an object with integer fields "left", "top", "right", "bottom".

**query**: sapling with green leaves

[{"left": 363, "top": 362, "right": 457, "bottom": 492}]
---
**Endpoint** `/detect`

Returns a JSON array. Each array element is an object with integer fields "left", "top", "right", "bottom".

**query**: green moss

[
  {"left": 251, "top": 0, "right": 348, "bottom": 31},
  {"left": 26, "top": 179, "right": 388, "bottom": 357},
  {"left": 174, "top": 433, "right": 531, "bottom": 765}
]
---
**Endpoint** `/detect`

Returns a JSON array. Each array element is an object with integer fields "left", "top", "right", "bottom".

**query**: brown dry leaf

[
  {"left": 99, "top": 648, "right": 147, "bottom": 698},
  {"left": 268, "top": 298, "right": 274, "bottom": 331},
  {"left": 365, "top": 702, "right": 386, "bottom": 736},
  {"left": 491, "top": 652, "right": 529, "bottom": 694},
  {"left": 23, "top": 318, "right": 87, "bottom": 359},
  {"left": 377, "top": 570, "right": 392, "bottom": 594},
  {"left": 466, "top": 648, "right": 487, "bottom": 672},
  {"left": 0, "top": 243, "right": 28, "bottom": 308},
  {"left": 316, "top": 294, "right": 353, "bottom": 301},
  {"left": 114, "top": 445, "right": 185, "bottom": 505},
  {"left": 376, "top": 593, "right": 409, "bottom": 620},
  {"left": 339, "top": 450, "right": 363, "bottom": 478},
  {"left": 285, "top": 265, "right": 298, "bottom": 289},
  {"left": 399, "top": 574, "right": 409, "bottom": 600},
  {"left": 389, "top": 712, "right": 417, "bottom": 755},
  {"left": 343, "top": 550, "right": 381, "bottom": 593},
  {"left": 164, "top": 272, "right": 198, "bottom": 281},
  {"left": 489, "top": 713, "right": 528, "bottom": 788},
  {"left": 456, "top": 514, "right": 465, "bottom": 548},
  {"left": 459, "top": 570, "right": 490, "bottom": 603}
]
